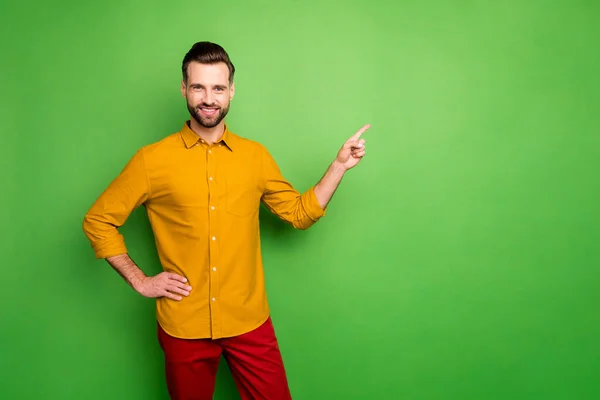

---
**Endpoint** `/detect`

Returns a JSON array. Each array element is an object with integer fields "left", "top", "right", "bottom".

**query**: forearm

[
  {"left": 105, "top": 254, "right": 147, "bottom": 292},
  {"left": 314, "top": 160, "right": 346, "bottom": 210}
]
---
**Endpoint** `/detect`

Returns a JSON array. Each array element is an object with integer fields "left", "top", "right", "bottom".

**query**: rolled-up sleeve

[
  {"left": 82, "top": 149, "right": 150, "bottom": 258},
  {"left": 259, "top": 145, "right": 325, "bottom": 230}
]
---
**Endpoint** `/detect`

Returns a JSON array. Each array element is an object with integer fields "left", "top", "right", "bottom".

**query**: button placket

[{"left": 207, "top": 142, "right": 220, "bottom": 335}]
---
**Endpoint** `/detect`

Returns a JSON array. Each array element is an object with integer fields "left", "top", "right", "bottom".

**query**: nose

[{"left": 204, "top": 90, "right": 215, "bottom": 105}]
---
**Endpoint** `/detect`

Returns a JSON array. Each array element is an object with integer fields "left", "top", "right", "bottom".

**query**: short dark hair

[{"left": 181, "top": 41, "right": 235, "bottom": 84}]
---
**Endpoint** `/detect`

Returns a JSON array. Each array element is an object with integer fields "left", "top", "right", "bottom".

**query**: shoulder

[
  {"left": 134, "top": 131, "right": 184, "bottom": 162},
  {"left": 142, "top": 131, "right": 182, "bottom": 152},
  {"left": 227, "top": 129, "right": 272, "bottom": 157}
]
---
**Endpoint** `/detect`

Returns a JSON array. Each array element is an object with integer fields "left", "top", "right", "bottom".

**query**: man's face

[{"left": 181, "top": 61, "right": 235, "bottom": 128}]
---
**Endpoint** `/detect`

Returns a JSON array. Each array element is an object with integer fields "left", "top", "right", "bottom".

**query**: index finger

[{"left": 348, "top": 124, "right": 370, "bottom": 142}]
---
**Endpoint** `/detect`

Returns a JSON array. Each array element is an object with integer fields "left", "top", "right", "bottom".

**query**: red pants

[{"left": 157, "top": 316, "right": 292, "bottom": 400}]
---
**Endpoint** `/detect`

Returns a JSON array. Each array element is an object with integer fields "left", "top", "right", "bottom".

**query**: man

[{"left": 82, "top": 41, "right": 368, "bottom": 400}]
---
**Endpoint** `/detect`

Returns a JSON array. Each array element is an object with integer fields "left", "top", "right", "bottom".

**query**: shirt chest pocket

[{"left": 225, "top": 169, "right": 262, "bottom": 218}]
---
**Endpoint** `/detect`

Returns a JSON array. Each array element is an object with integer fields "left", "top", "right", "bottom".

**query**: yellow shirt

[{"left": 83, "top": 121, "right": 326, "bottom": 339}]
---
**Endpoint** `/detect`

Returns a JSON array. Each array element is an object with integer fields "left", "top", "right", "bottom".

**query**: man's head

[{"left": 181, "top": 42, "right": 235, "bottom": 129}]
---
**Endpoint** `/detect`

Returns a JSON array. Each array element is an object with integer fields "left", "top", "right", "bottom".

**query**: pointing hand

[{"left": 335, "top": 124, "right": 370, "bottom": 170}]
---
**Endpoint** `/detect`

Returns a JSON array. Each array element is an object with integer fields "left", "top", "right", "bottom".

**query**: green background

[{"left": 1, "top": 0, "right": 599, "bottom": 398}]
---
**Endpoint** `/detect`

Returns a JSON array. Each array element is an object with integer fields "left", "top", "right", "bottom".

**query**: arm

[
  {"left": 82, "top": 149, "right": 191, "bottom": 300},
  {"left": 82, "top": 149, "right": 149, "bottom": 259},
  {"left": 260, "top": 124, "right": 369, "bottom": 229}
]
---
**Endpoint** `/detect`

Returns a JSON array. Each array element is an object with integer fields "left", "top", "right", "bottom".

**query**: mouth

[{"left": 198, "top": 107, "right": 219, "bottom": 117}]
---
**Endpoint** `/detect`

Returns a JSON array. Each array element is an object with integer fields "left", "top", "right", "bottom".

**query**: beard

[{"left": 187, "top": 101, "right": 230, "bottom": 128}]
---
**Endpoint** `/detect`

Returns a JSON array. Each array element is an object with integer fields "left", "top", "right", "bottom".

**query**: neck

[{"left": 188, "top": 118, "right": 226, "bottom": 144}]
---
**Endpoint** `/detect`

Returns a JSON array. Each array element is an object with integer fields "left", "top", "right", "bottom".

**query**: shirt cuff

[
  {"left": 302, "top": 186, "right": 327, "bottom": 222},
  {"left": 91, "top": 236, "right": 129, "bottom": 259}
]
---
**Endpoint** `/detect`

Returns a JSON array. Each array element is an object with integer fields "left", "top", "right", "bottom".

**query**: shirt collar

[{"left": 180, "top": 120, "right": 236, "bottom": 151}]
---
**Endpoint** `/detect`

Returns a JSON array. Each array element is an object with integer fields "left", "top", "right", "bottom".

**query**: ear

[
  {"left": 230, "top": 82, "right": 235, "bottom": 101},
  {"left": 180, "top": 80, "right": 186, "bottom": 98}
]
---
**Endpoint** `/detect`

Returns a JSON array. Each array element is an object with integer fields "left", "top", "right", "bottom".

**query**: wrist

[
  {"left": 131, "top": 275, "right": 147, "bottom": 293},
  {"left": 332, "top": 159, "right": 348, "bottom": 173}
]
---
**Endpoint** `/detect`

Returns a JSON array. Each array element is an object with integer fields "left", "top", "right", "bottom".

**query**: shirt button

[
  {"left": 212, "top": 267, "right": 217, "bottom": 271},
  {"left": 209, "top": 177, "right": 213, "bottom": 181},
  {"left": 212, "top": 297, "right": 216, "bottom": 301},
  {"left": 211, "top": 206, "right": 215, "bottom": 210},
  {"left": 212, "top": 236, "right": 216, "bottom": 241},
  {"left": 208, "top": 149, "right": 212, "bottom": 154}
]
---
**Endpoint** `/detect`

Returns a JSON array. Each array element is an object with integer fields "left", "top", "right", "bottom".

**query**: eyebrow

[{"left": 189, "top": 83, "right": 227, "bottom": 89}]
